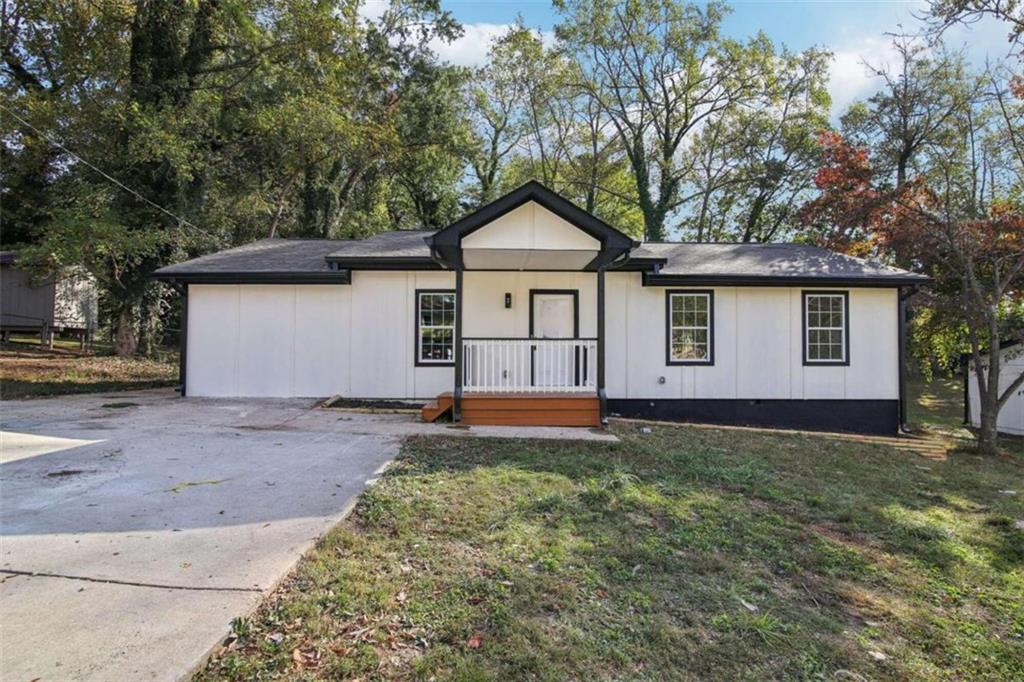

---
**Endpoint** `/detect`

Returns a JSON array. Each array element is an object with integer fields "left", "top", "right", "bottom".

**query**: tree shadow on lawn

[
  {"left": 246, "top": 425, "right": 1023, "bottom": 681},
  {"left": 0, "top": 378, "right": 176, "bottom": 399}
]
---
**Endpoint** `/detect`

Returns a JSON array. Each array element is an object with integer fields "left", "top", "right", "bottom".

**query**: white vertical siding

[
  {"left": 605, "top": 274, "right": 898, "bottom": 401},
  {"left": 187, "top": 285, "right": 240, "bottom": 397},
  {"left": 186, "top": 273, "right": 899, "bottom": 400},
  {"left": 735, "top": 287, "right": 791, "bottom": 398},
  {"left": 236, "top": 286, "right": 294, "bottom": 396},
  {"left": 294, "top": 285, "right": 350, "bottom": 396},
  {"left": 187, "top": 274, "right": 457, "bottom": 399}
]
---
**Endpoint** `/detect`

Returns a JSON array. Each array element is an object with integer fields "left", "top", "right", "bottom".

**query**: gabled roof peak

[{"left": 427, "top": 182, "right": 637, "bottom": 270}]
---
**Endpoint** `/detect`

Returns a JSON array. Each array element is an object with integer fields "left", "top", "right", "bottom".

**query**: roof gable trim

[{"left": 428, "top": 181, "right": 637, "bottom": 256}]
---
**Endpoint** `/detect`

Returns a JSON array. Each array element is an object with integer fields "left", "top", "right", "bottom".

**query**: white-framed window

[
  {"left": 803, "top": 291, "right": 849, "bottom": 365},
  {"left": 416, "top": 290, "right": 456, "bottom": 365},
  {"left": 666, "top": 290, "right": 713, "bottom": 365}
]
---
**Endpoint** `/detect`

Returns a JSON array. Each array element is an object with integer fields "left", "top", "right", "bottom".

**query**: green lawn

[{"left": 200, "top": 393, "right": 1024, "bottom": 681}]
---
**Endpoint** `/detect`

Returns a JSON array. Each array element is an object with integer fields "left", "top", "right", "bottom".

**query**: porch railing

[{"left": 462, "top": 337, "right": 598, "bottom": 393}]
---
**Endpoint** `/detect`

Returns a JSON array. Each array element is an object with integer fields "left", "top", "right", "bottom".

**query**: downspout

[
  {"left": 597, "top": 265, "right": 607, "bottom": 425},
  {"left": 898, "top": 285, "right": 918, "bottom": 432}
]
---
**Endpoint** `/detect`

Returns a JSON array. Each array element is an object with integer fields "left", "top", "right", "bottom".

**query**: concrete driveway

[{"left": 0, "top": 390, "right": 415, "bottom": 682}]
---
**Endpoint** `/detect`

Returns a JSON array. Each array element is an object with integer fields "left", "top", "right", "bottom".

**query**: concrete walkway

[{"left": 0, "top": 389, "right": 613, "bottom": 682}]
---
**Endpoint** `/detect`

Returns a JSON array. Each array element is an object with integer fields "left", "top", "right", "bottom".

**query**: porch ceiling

[{"left": 460, "top": 248, "right": 598, "bottom": 271}]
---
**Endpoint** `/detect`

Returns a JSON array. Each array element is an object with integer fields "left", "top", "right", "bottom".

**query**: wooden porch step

[
  {"left": 420, "top": 392, "right": 453, "bottom": 422},
  {"left": 462, "top": 393, "right": 600, "bottom": 427},
  {"left": 423, "top": 392, "right": 601, "bottom": 427},
  {"left": 460, "top": 409, "right": 599, "bottom": 427}
]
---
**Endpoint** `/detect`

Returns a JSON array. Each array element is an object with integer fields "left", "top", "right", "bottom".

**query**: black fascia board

[
  {"left": 641, "top": 272, "right": 931, "bottom": 288},
  {"left": 324, "top": 256, "right": 443, "bottom": 271}
]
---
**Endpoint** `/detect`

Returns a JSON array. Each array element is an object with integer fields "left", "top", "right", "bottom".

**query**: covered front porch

[{"left": 419, "top": 182, "right": 636, "bottom": 427}]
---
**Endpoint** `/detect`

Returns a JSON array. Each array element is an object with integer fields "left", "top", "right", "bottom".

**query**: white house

[
  {"left": 965, "top": 342, "right": 1024, "bottom": 436},
  {"left": 154, "top": 182, "right": 928, "bottom": 433}
]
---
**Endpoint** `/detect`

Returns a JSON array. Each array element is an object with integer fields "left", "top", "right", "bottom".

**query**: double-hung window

[
  {"left": 666, "top": 290, "right": 714, "bottom": 365},
  {"left": 803, "top": 291, "right": 849, "bottom": 365},
  {"left": 416, "top": 290, "right": 456, "bottom": 365}
]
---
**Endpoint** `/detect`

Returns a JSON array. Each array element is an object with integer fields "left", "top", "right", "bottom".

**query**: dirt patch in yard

[{"left": 0, "top": 343, "right": 177, "bottom": 399}]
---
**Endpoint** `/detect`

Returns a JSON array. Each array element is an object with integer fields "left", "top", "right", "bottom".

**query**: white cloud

[
  {"left": 827, "top": 36, "right": 900, "bottom": 119},
  {"left": 430, "top": 23, "right": 514, "bottom": 66},
  {"left": 358, "top": 0, "right": 388, "bottom": 23},
  {"left": 826, "top": 7, "right": 1010, "bottom": 121},
  {"left": 429, "top": 24, "right": 555, "bottom": 67}
]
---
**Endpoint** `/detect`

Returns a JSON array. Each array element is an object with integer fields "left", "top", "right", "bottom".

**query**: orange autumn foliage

[{"left": 800, "top": 131, "right": 1024, "bottom": 271}]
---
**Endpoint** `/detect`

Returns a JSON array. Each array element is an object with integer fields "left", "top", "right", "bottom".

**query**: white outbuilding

[{"left": 965, "top": 342, "right": 1024, "bottom": 436}]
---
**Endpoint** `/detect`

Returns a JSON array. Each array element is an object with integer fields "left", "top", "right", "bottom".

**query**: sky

[{"left": 364, "top": 0, "right": 1011, "bottom": 119}]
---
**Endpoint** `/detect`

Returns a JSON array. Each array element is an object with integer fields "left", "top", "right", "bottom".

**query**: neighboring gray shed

[{"left": 0, "top": 251, "right": 98, "bottom": 344}]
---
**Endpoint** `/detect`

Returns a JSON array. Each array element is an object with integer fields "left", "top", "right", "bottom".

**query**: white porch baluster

[{"left": 461, "top": 338, "right": 597, "bottom": 394}]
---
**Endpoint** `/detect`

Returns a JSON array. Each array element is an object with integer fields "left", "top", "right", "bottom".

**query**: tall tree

[
  {"left": 465, "top": 24, "right": 537, "bottom": 207},
  {"left": 684, "top": 45, "right": 831, "bottom": 241},
  {"left": 556, "top": 0, "right": 768, "bottom": 240},
  {"left": 4, "top": 0, "right": 464, "bottom": 355},
  {"left": 841, "top": 38, "right": 977, "bottom": 190},
  {"left": 802, "top": 64, "right": 1024, "bottom": 454},
  {"left": 924, "top": 0, "right": 1024, "bottom": 53}
]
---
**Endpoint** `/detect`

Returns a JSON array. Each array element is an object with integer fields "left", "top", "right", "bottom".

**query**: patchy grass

[
  {"left": 199, "top": 423, "right": 1024, "bottom": 681},
  {"left": 0, "top": 339, "right": 177, "bottom": 399},
  {"left": 909, "top": 374, "right": 1024, "bottom": 456},
  {"left": 909, "top": 374, "right": 971, "bottom": 436}
]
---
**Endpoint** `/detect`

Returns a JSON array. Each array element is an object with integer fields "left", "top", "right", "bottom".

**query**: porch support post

[
  {"left": 453, "top": 267, "right": 464, "bottom": 421},
  {"left": 597, "top": 265, "right": 607, "bottom": 424}
]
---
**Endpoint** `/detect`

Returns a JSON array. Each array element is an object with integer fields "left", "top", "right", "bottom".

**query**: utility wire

[{"left": 0, "top": 102, "right": 215, "bottom": 240}]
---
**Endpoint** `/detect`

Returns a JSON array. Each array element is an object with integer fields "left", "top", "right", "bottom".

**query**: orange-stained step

[
  {"left": 420, "top": 393, "right": 453, "bottom": 422},
  {"left": 422, "top": 392, "right": 601, "bottom": 427}
]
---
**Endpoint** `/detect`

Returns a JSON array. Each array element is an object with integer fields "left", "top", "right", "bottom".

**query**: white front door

[
  {"left": 533, "top": 293, "right": 575, "bottom": 339},
  {"left": 532, "top": 292, "right": 576, "bottom": 387}
]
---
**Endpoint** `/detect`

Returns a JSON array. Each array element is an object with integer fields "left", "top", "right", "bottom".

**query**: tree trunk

[
  {"left": 976, "top": 394, "right": 1000, "bottom": 455},
  {"left": 114, "top": 306, "right": 138, "bottom": 357}
]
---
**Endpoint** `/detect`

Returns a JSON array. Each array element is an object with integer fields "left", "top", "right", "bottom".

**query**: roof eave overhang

[
  {"left": 153, "top": 270, "right": 352, "bottom": 284},
  {"left": 642, "top": 272, "right": 932, "bottom": 288}
]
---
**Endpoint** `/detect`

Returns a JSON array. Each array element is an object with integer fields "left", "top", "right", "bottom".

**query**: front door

[{"left": 531, "top": 291, "right": 578, "bottom": 387}]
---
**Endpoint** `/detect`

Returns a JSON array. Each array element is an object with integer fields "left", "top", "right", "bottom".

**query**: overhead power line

[{"left": 0, "top": 102, "right": 214, "bottom": 239}]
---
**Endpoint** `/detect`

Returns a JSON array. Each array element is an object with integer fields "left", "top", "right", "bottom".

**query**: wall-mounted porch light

[{"left": 504, "top": 293, "right": 512, "bottom": 308}]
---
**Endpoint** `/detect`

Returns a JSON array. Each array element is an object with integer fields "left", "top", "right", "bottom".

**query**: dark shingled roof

[
  {"left": 632, "top": 242, "right": 927, "bottom": 283},
  {"left": 154, "top": 239, "right": 341, "bottom": 276},
  {"left": 326, "top": 230, "right": 433, "bottom": 260},
  {"left": 154, "top": 234, "right": 927, "bottom": 285}
]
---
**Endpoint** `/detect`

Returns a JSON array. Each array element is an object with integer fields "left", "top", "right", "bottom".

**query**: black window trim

[
  {"left": 415, "top": 289, "right": 456, "bottom": 367},
  {"left": 665, "top": 289, "right": 715, "bottom": 366},
  {"left": 802, "top": 290, "right": 851, "bottom": 367}
]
